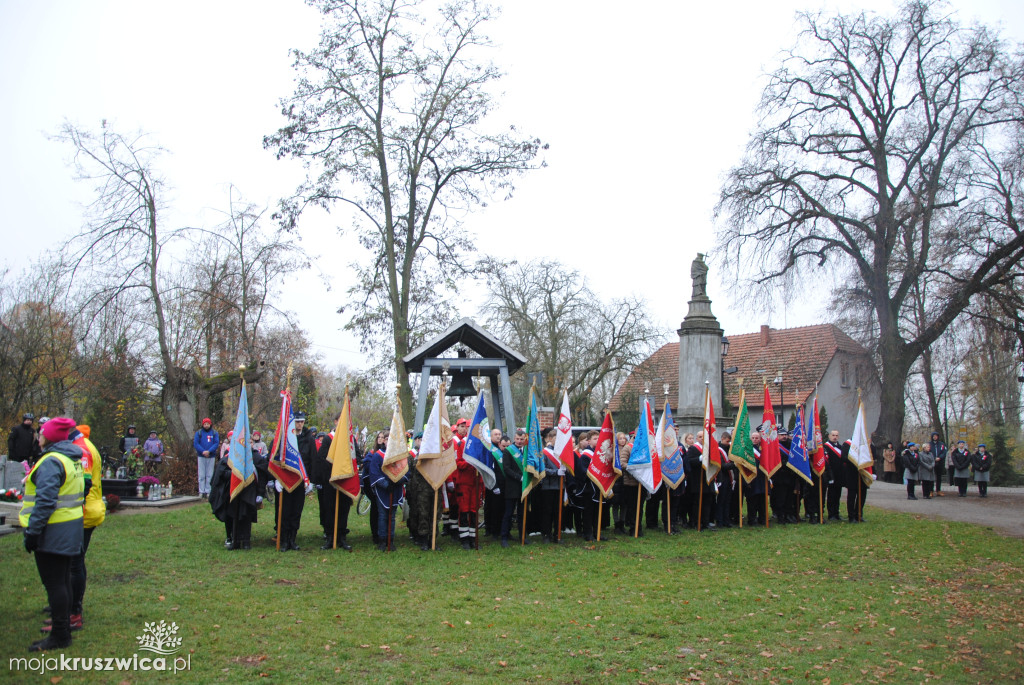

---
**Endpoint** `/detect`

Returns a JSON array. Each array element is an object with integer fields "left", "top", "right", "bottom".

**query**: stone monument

[{"left": 676, "top": 253, "right": 724, "bottom": 437}]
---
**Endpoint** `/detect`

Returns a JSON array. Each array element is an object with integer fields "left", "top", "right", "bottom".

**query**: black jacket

[
  {"left": 7, "top": 423, "right": 40, "bottom": 462},
  {"left": 971, "top": 451, "right": 991, "bottom": 472},
  {"left": 295, "top": 427, "right": 316, "bottom": 478}
]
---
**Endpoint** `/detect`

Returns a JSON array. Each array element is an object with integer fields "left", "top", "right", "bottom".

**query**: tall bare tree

[
  {"left": 56, "top": 123, "right": 290, "bottom": 448},
  {"left": 479, "top": 258, "right": 661, "bottom": 423},
  {"left": 265, "top": 0, "right": 545, "bottom": 420},
  {"left": 716, "top": 1, "right": 1024, "bottom": 444}
]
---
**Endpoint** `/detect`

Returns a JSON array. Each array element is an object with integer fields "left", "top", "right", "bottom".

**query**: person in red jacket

[
  {"left": 443, "top": 418, "right": 471, "bottom": 539},
  {"left": 453, "top": 424, "right": 485, "bottom": 550}
]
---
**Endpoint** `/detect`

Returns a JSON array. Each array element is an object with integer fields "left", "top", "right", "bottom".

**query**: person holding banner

[
  {"left": 745, "top": 432, "right": 768, "bottom": 526},
  {"left": 483, "top": 429, "right": 507, "bottom": 541},
  {"left": 539, "top": 427, "right": 562, "bottom": 543},
  {"left": 715, "top": 432, "right": 735, "bottom": 528},
  {"left": 314, "top": 416, "right": 353, "bottom": 551},
  {"left": 366, "top": 431, "right": 408, "bottom": 552},
  {"left": 500, "top": 430, "right": 528, "bottom": 547}
]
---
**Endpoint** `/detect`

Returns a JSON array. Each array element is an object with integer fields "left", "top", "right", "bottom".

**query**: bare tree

[
  {"left": 265, "top": 0, "right": 545, "bottom": 421},
  {"left": 56, "top": 123, "right": 276, "bottom": 448},
  {"left": 716, "top": 2, "right": 1024, "bottom": 445},
  {"left": 479, "top": 258, "right": 662, "bottom": 423}
]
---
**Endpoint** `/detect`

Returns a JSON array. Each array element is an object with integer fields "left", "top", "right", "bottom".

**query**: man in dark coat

[
  {"left": 276, "top": 413, "right": 315, "bottom": 551},
  {"left": 684, "top": 431, "right": 712, "bottom": 530},
  {"left": 313, "top": 419, "right": 353, "bottom": 551},
  {"left": 500, "top": 430, "right": 527, "bottom": 547},
  {"left": 824, "top": 430, "right": 846, "bottom": 521},
  {"left": 930, "top": 432, "right": 947, "bottom": 494},
  {"left": 8, "top": 413, "right": 41, "bottom": 463}
]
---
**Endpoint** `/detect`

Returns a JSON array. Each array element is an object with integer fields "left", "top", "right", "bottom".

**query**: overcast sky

[{"left": 2, "top": 0, "right": 1021, "bottom": 371}]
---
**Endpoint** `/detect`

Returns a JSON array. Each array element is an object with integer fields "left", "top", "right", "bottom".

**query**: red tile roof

[{"left": 607, "top": 324, "right": 872, "bottom": 412}]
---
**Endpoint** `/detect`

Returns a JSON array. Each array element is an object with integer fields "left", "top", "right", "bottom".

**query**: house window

[{"left": 840, "top": 361, "right": 850, "bottom": 388}]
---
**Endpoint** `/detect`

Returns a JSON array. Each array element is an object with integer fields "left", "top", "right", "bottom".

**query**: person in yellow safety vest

[
  {"left": 40, "top": 425, "right": 104, "bottom": 635},
  {"left": 19, "top": 417, "right": 85, "bottom": 652}
]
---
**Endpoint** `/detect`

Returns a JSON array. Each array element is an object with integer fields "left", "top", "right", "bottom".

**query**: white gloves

[
  {"left": 274, "top": 480, "right": 283, "bottom": 493},
  {"left": 557, "top": 467, "right": 566, "bottom": 476},
  {"left": 493, "top": 488, "right": 501, "bottom": 495},
  {"left": 446, "top": 482, "right": 455, "bottom": 492},
  {"left": 256, "top": 496, "right": 263, "bottom": 504},
  {"left": 305, "top": 482, "right": 314, "bottom": 495}
]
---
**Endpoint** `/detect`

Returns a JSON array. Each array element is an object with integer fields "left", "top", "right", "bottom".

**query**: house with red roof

[{"left": 608, "top": 324, "right": 881, "bottom": 441}]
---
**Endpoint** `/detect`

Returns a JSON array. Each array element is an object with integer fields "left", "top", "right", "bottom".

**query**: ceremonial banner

[
  {"left": 522, "top": 387, "right": 546, "bottom": 499},
  {"left": 328, "top": 390, "right": 360, "bottom": 501},
  {"left": 702, "top": 389, "right": 721, "bottom": 484},
  {"left": 228, "top": 381, "right": 256, "bottom": 501},
  {"left": 728, "top": 388, "right": 758, "bottom": 483},
  {"left": 553, "top": 390, "right": 575, "bottom": 475},
  {"left": 810, "top": 394, "right": 826, "bottom": 477},
  {"left": 416, "top": 382, "right": 457, "bottom": 490},
  {"left": 657, "top": 402, "right": 685, "bottom": 489},
  {"left": 758, "top": 384, "right": 782, "bottom": 478},
  {"left": 463, "top": 391, "right": 497, "bottom": 490},
  {"left": 786, "top": 405, "right": 813, "bottom": 485},
  {"left": 625, "top": 399, "right": 661, "bottom": 494},
  {"left": 848, "top": 395, "right": 874, "bottom": 487},
  {"left": 588, "top": 411, "right": 621, "bottom": 497},
  {"left": 268, "top": 390, "right": 308, "bottom": 493},
  {"left": 383, "top": 399, "right": 410, "bottom": 483}
]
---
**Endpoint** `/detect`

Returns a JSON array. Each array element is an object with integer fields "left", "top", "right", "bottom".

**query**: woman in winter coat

[
  {"left": 882, "top": 442, "right": 897, "bottom": 483},
  {"left": 971, "top": 444, "right": 992, "bottom": 498},
  {"left": 918, "top": 443, "right": 936, "bottom": 499},
  {"left": 902, "top": 443, "right": 920, "bottom": 500},
  {"left": 951, "top": 440, "right": 973, "bottom": 496}
]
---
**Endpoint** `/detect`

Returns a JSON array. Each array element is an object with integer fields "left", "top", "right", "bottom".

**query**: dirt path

[{"left": 866, "top": 480, "right": 1024, "bottom": 539}]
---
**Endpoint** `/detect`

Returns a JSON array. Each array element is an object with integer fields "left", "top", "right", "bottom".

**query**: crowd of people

[
  {"left": 882, "top": 433, "right": 994, "bottom": 499},
  {"left": 201, "top": 412, "right": 998, "bottom": 556},
  {"left": 7, "top": 405, "right": 1004, "bottom": 653}
]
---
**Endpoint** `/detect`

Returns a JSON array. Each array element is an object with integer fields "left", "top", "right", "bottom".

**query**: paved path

[{"left": 866, "top": 480, "right": 1024, "bottom": 538}]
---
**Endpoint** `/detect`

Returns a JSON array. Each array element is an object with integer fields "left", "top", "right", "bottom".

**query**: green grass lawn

[{"left": 2, "top": 501, "right": 1023, "bottom": 684}]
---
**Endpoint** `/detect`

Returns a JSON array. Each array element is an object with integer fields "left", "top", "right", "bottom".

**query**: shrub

[{"left": 105, "top": 494, "right": 121, "bottom": 512}]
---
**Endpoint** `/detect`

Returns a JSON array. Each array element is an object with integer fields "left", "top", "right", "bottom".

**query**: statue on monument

[{"left": 690, "top": 253, "right": 709, "bottom": 300}]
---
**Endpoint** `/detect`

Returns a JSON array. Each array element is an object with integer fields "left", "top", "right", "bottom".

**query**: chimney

[{"left": 760, "top": 325, "right": 770, "bottom": 347}]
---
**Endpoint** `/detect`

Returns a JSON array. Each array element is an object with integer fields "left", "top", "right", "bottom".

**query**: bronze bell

[{"left": 446, "top": 368, "right": 478, "bottom": 400}]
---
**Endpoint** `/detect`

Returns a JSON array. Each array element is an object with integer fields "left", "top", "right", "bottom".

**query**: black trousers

[
  {"left": 484, "top": 490, "right": 503, "bottom": 537},
  {"left": 501, "top": 498, "right": 524, "bottom": 541},
  {"left": 934, "top": 466, "right": 944, "bottom": 492},
  {"left": 906, "top": 479, "right": 917, "bottom": 497},
  {"left": 622, "top": 484, "right": 645, "bottom": 536},
  {"left": 804, "top": 473, "right": 824, "bottom": 520},
  {"left": 745, "top": 491, "right": 766, "bottom": 523},
  {"left": 645, "top": 488, "right": 665, "bottom": 528},
  {"left": 36, "top": 551, "right": 73, "bottom": 640},
  {"left": 537, "top": 488, "right": 559, "bottom": 539},
  {"left": 689, "top": 483, "right": 712, "bottom": 529},
  {"left": 977, "top": 481, "right": 988, "bottom": 496},
  {"left": 279, "top": 488, "right": 305, "bottom": 543},
  {"left": 319, "top": 487, "right": 352, "bottom": 541},
  {"left": 579, "top": 499, "right": 598, "bottom": 540},
  {"left": 921, "top": 479, "right": 934, "bottom": 498},
  {"left": 956, "top": 477, "right": 969, "bottom": 496},
  {"left": 70, "top": 527, "right": 95, "bottom": 615},
  {"left": 847, "top": 482, "right": 866, "bottom": 521},
  {"left": 826, "top": 480, "right": 844, "bottom": 519},
  {"left": 715, "top": 482, "right": 732, "bottom": 526}
]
